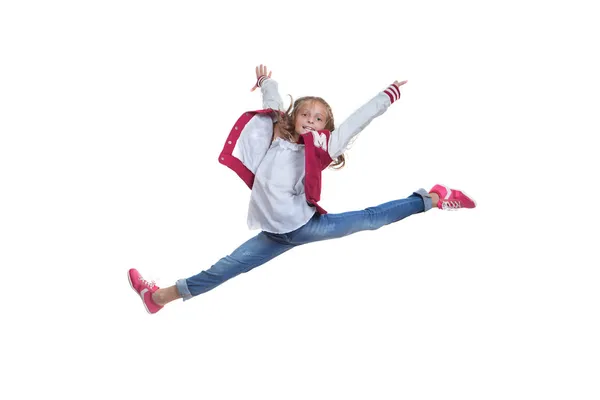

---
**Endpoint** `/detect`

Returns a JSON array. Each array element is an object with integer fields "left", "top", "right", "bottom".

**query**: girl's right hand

[{"left": 251, "top": 64, "right": 273, "bottom": 91}]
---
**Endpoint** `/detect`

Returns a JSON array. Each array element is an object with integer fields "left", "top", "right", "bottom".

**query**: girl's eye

[{"left": 317, "top": 117, "right": 322, "bottom": 121}]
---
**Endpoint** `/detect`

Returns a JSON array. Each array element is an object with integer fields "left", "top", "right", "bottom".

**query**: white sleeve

[
  {"left": 232, "top": 114, "right": 274, "bottom": 174},
  {"left": 328, "top": 83, "right": 402, "bottom": 159},
  {"left": 260, "top": 78, "right": 284, "bottom": 111}
]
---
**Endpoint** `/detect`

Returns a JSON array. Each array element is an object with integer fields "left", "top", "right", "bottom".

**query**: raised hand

[
  {"left": 394, "top": 80, "right": 408, "bottom": 87},
  {"left": 250, "top": 64, "right": 273, "bottom": 92}
]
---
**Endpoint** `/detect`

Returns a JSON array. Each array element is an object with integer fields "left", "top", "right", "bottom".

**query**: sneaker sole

[{"left": 127, "top": 270, "right": 153, "bottom": 314}]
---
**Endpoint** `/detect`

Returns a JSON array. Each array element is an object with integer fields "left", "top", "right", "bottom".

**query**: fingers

[
  {"left": 394, "top": 80, "right": 408, "bottom": 87},
  {"left": 255, "top": 64, "right": 272, "bottom": 78}
]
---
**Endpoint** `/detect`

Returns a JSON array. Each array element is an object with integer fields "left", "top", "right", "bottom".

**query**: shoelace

[
  {"left": 441, "top": 200, "right": 462, "bottom": 210},
  {"left": 138, "top": 276, "right": 156, "bottom": 289}
]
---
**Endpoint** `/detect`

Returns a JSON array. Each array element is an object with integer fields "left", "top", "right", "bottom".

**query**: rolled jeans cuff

[
  {"left": 176, "top": 279, "right": 193, "bottom": 301},
  {"left": 413, "top": 188, "right": 433, "bottom": 212}
]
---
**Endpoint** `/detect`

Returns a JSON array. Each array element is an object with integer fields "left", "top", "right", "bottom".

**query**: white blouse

[{"left": 246, "top": 137, "right": 316, "bottom": 234}]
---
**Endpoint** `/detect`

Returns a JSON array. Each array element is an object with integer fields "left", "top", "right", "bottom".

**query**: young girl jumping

[{"left": 128, "top": 64, "right": 476, "bottom": 314}]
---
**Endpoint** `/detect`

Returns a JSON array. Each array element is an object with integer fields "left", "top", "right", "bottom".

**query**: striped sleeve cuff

[
  {"left": 256, "top": 75, "right": 269, "bottom": 88},
  {"left": 384, "top": 83, "right": 401, "bottom": 104}
]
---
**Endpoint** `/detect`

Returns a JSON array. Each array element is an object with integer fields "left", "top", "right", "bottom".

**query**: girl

[{"left": 128, "top": 64, "right": 476, "bottom": 314}]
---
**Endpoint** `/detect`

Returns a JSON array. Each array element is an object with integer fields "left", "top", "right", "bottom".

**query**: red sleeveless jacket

[{"left": 218, "top": 109, "right": 333, "bottom": 214}]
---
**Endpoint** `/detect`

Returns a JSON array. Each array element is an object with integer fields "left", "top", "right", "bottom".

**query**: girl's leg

[
  {"left": 288, "top": 189, "right": 433, "bottom": 245},
  {"left": 155, "top": 231, "right": 295, "bottom": 305}
]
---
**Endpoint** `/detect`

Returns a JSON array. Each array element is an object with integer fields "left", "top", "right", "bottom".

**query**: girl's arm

[
  {"left": 328, "top": 81, "right": 406, "bottom": 159},
  {"left": 251, "top": 64, "right": 284, "bottom": 111}
]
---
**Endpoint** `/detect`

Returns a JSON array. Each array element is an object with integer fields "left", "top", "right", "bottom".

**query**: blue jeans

[{"left": 176, "top": 189, "right": 432, "bottom": 300}]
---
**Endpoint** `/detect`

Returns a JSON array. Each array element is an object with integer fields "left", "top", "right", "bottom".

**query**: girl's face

[{"left": 294, "top": 100, "right": 328, "bottom": 134}]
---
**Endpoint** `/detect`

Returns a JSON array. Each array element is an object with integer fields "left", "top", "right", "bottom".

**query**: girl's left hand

[
  {"left": 251, "top": 64, "right": 273, "bottom": 92},
  {"left": 394, "top": 80, "right": 408, "bottom": 87}
]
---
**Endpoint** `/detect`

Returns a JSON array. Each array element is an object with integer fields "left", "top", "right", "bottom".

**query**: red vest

[{"left": 218, "top": 109, "right": 333, "bottom": 214}]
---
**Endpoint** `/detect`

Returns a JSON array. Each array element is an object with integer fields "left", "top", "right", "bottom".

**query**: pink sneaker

[
  {"left": 128, "top": 268, "right": 163, "bottom": 314},
  {"left": 429, "top": 184, "right": 477, "bottom": 210}
]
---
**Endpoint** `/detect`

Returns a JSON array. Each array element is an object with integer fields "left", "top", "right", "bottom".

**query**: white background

[{"left": 1, "top": 1, "right": 599, "bottom": 399}]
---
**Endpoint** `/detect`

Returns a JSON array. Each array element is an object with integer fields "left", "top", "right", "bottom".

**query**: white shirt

[{"left": 247, "top": 137, "right": 316, "bottom": 234}]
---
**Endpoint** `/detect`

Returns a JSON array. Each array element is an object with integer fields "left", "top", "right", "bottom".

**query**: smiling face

[{"left": 294, "top": 100, "right": 329, "bottom": 135}]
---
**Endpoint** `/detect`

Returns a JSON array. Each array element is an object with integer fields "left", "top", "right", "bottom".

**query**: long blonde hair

[{"left": 274, "top": 96, "right": 345, "bottom": 169}]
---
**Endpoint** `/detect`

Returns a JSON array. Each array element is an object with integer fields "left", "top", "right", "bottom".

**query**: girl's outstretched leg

[
  {"left": 289, "top": 189, "right": 433, "bottom": 244},
  {"left": 128, "top": 232, "right": 295, "bottom": 314},
  {"left": 174, "top": 232, "right": 295, "bottom": 302}
]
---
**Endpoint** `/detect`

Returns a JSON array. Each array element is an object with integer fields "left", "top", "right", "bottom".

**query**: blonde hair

[{"left": 275, "top": 96, "right": 345, "bottom": 169}]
